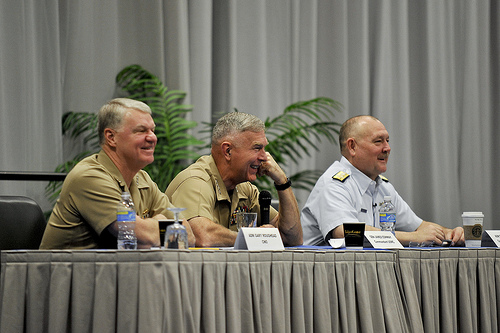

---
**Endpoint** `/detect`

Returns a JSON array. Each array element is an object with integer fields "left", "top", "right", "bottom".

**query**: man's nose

[
  {"left": 260, "top": 150, "right": 268, "bottom": 160},
  {"left": 384, "top": 142, "right": 391, "bottom": 153},
  {"left": 147, "top": 131, "right": 157, "bottom": 142}
]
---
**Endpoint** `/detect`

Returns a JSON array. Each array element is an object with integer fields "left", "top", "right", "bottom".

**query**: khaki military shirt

[
  {"left": 166, "top": 155, "right": 278, "bottom": 231},
  {"left": 40, "top": 150, "right": 175, "bottom": 249}
]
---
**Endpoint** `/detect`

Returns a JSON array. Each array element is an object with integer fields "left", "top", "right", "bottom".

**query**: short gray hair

[
  {"left": 98, "top": 98, "right": 152, "bottom": 146},
  {"left": 211, "top": 111, "right": 265, "bottom": 147}
]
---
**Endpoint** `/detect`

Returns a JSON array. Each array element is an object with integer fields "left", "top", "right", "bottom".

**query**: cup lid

[{"left": 461, "top": 212, "right": 483, "bottom": 217}]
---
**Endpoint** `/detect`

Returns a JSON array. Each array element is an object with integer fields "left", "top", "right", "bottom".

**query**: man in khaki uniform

[
  {"left": 40, "top": 98, "right": 194, "bottom": 249},
  {"left": 166, "top": 111, "right": 302, "bottom": 247}
]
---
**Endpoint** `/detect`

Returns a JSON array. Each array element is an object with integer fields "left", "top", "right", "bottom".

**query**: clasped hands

[{"left": 413, "top": 222, "right": 464, "bottom": 246}]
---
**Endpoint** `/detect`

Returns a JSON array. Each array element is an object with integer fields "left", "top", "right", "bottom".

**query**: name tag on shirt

[
  {"left": 364, "top": 231, "right": 403, "bottom": 249},
  {"left": 234, "top": 227, "right": 285, "bottom": 250}
]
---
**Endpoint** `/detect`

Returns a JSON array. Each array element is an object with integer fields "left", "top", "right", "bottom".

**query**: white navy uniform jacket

[{"left": 301, "top": 156, "right": 423, "bottom": 246}]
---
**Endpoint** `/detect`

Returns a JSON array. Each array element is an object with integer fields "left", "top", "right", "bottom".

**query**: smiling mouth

[{"left": 378, "top": 154, "right": 389, "bottom": 161}]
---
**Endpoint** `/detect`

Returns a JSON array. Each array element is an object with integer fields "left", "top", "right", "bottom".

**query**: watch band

[{"left": 274, "top": 178, "right": 292, "bottom": 191}]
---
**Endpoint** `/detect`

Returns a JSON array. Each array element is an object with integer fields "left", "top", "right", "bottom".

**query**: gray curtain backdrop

[{"left": 0, "top": 0, "right": 498, "bottom": 230}]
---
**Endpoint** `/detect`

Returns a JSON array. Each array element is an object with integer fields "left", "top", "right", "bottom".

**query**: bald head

[
  {"left": 339, "top": 115, "right": 381, "bottom": 156},
  {"left": 339, "top": 115, "right": 391, "bottom": 180}
]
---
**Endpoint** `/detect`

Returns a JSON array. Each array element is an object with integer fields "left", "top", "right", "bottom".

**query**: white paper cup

[{"left": 462, "top": 212, "right": 483, "bottom": 247}]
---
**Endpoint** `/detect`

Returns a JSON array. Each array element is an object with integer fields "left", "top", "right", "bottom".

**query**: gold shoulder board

[
  {"left": 380, "top": 175, "right": 389, "bottom": 182},
  {"left": 332, "top": 171, "right": 350, "bottom": 182}
]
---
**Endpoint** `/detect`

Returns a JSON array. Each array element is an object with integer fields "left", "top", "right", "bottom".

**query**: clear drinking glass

[
  {"left": 236, "top": 212, "right": 257, "bottom": 231},
  {"left": 165, "top": 207, "right": 188, "bottom": 249}
]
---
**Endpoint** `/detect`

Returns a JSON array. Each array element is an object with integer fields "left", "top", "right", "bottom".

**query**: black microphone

[{"left": 258, "top": 190, "right": 272, "bottom": 227}]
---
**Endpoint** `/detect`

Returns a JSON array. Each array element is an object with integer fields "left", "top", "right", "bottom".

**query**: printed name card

[
  {"left": 481, "top": 230, "right": 500, "bottom": 247},
  {"left": 364, "top": 231, "right": 403, "bottom": 249},
  {"left": 234, "top": 227, "right": 285, "bottom": 250}
]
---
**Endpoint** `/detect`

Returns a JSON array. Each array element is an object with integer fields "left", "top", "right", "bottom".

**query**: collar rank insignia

[
  {"left": 332, "top": 171, "right": 350, "bottom": 182},
  {"left": 379, "top": 175, "right": 389, "bottom": 182}
]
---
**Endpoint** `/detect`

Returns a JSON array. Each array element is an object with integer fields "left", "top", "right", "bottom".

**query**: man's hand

[
  {"left": 444, "top": 226, "right": 465, "bottom": 246},
  {"left": 257, "top": 152, "right": 288, "bottom": 184},
  {"left": 259, "top": 151, "right": 302, "bottom": 246},
  {"left": 411, "top": 221, "right": 446, "bottom": 244}
]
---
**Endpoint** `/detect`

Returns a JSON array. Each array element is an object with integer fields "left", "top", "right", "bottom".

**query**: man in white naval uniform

[{"left": 301, "top": 115, "right": 464, "bottom": 247}]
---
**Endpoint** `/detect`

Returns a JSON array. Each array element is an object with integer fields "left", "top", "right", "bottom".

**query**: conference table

[{"left": 1, "top": 247, "right": 498, "bottom": 333}]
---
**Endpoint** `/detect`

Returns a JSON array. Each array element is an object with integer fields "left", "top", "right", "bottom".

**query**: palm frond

[
  {"left": 62, "top": 112, "right": 99, "bottom": 146},
  {"left": 264, "top": 97, "right": 343, "bottom": 167}
]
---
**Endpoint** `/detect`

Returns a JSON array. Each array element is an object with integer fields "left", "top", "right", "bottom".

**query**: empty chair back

[{"left": 0, "top": 196, "right": 46, "bottom": 250}]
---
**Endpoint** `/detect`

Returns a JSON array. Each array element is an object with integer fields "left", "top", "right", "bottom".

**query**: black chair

[{"left": 0, "top": 196, "right": 47, "bottom": 250}]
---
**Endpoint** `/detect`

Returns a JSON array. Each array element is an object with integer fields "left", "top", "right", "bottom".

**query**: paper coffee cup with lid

[{"left": 462, "top": 212, "right": 483, "bottom": 247}]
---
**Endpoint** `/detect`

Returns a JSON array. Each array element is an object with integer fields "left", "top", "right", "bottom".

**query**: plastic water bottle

[
  {"left": 117, "top": 192, "right": 137, "bottom": 250},
  {"left": 379, "top": 196, "right": 396, "bottom": 233}
]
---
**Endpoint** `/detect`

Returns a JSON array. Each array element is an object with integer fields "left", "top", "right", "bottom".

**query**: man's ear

[
  {"left": 346, "top": 138, "right": 356, "bottom": 156},
  {"left": 221, "top": 142, "right": 232, "bottom": 160},
  {"left": 104, "top": 128, "right": 117, "bottom": 147}
]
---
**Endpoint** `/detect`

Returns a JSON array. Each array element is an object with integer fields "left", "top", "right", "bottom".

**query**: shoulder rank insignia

[
  {"left": 332, "top": 171, "right": 350, "bottom": 182},
  {"left": 379, "top": 175, "right": 389, "bottom": 182}
]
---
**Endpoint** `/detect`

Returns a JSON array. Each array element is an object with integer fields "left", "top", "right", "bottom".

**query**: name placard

[
  {"left": 364, "top": 231, "right": 403, "bottom": 249},
  {"left": 481, "top": 230, "right": 500, "bottom": 247},
  {"left": 234, "top": 227, "right": 285, "bottom": 250}
]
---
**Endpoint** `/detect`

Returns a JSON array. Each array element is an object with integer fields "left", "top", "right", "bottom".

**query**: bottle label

[
  {"left": 379, "top": 213, "right": 396, "bottom": 223},
  {"left": 117, "top": 211, "right": 136, "bottom": 222}
]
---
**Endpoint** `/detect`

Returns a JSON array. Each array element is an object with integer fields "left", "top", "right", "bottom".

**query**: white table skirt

[
  {"left": 396, "top": 248, "right": 500, "bottom": 333},
  {"left": 1, "top": 249, "right": 409, "bottom": 333},
  {"left": 2, "top": 248, "right": 499, "bottom": 332}
]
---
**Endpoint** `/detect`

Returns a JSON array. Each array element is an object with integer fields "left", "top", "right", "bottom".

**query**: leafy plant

[{"left": 46, "top": 64, "right": 203, "bottom": 206}]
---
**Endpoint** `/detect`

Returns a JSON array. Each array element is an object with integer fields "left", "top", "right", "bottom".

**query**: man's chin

[
  {"left": 247, "top": 174, "right": 258, "bottom": 183},
  {"left": 378, "top": 167, "right": 387, "bottom": 175},
  {"left": 140, "top": 157, "right": 155, "bottom": 167}
]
